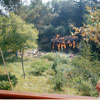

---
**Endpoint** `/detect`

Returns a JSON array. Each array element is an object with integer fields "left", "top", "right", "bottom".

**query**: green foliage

[
  {"left": 79, "top": 40, "right": 100, "bottom": 60},
  {"left": 0, "top": 81, "right": 11, "bottom": 90},
  {"left": 31, "top": 59, "right": 52, "bottom": 75},
  {"left": 1, "top": 0, "right": 21, "bottom": 12},
  {"left": 42, "top": 53, "right": 69, "bottom": 64},
  {"left": 0, "top": 52, "right": 99, "bottom": 96},
  {"left": 0, "top": 73, "right": 17, "bottom": 90},
  {"left": 19, "top": 0, "right": 91, "bottom": 51},
  {"left": 71, "top": 57, "right": 99, "bottom": 96},
  {"left": 49, "top": 53, "right": 69, "bottom": 91},
  {"left": 73, "top": 77, "right": 98, "bottom": 96},
  {"left": 79, "top": 41, "right": 92, "bottom": 59},
  {"left": 0, "top": 13, "right": 38, "bottom": 51},
  {"left": 77, "top": 80, "right": 92, "bottom": 96},
  {"left": 72, "top": 6, "right": 100, "bottom": 59},
  {"left": 41, "top": 53, "right": 57, "bottom": 61},
  {"left": 51, "top": 71, "right": 67, "bottom": 91}
]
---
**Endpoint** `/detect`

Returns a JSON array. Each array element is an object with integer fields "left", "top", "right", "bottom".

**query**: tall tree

[
  {"left": 0, "top": 13, "right": 38, "bottom": 78},
  {"left": 21, "top": 0, "right": 57, "bottom": 51},
  {"left": 0, "top": 0, "right": 22, "bottom": 13},
  {"left": 72, "top": 6, "right": 100, "bottom": 59},
  {"left": 19, "top": 0, "right": 98, "bottom": 51}
]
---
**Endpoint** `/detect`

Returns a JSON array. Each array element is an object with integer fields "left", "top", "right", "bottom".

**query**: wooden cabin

[{"left": 51, "top": 35, "right": 79, "bottom": 52}]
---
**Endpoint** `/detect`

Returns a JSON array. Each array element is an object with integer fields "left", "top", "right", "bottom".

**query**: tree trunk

[
  {"left": 15, "top": 51, "right": 18, "bottom": 57},
  {"left": 20, "top": 49, "right": 25, "bottom": 79},
  {"left": 0, "top": 48, "right": 13, "bottom": 90}
]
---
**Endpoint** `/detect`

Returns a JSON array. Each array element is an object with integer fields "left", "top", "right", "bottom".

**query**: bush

[
  {"left": 41, "top": 53, "right": 57, "bottom": 61},
  {"left": 57, "top": 55, "right": 68, "bottom": 64},
  {"left": 79, "top": 41, "right": 92, "bottom": 59},
  {"left": 42, "top": 53, "right": 68, "bottom": 64},
  {"left": 51, "top": 71, "right": 67, "bottom": 91},
  {"left": 46, "top": 69, "right": 55, "bottom": 76},
  {"left": 0, "top": 81, "right": 11, "bottom": 90},
  {"left": 50, "top": 56, "right": 68, "bottom": 91},
  {"left": 71, "top": 57, "right": 99, "bottom": 96},
  {"left": 31, "top": 59, "right": 52, "bottom": 75},
  {"left": 77, "top": 81, "right": 92, "bottom": 96},
  {"left": 0, "top": 73, "right": 17, "bottom": 90},
  {"left": 72, "top": 57, "right": 99, "bottom": 77}
]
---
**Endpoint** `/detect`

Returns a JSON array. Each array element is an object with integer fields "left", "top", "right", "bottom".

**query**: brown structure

[
  {"left": 0, "top": 90, "right": 97, "bottom": 99},
  {"left": 51, "top": 35, "right": 78, "bottom": 51}
]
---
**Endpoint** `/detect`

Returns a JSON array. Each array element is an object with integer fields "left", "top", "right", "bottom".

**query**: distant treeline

[{"left": 0, "top": 0, "right": 99, "bottom": 51}]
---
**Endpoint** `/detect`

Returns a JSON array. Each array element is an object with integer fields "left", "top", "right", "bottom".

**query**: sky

[
  {"left": 42, "top": 0, "right": 51, "bottom": 3},
  {"left": 23, "top": 0, "right": 52, "bottom": 5},
  {"left": 42, "top": 0, "right": 52, "bottom": 3},
  {"left": 0, "top": 0, "right": 51, "bottom": 15}
]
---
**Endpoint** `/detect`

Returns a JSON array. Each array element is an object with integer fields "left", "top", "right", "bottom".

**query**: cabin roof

[{"left": 51, "top": 36, "right": 78, "bottom": 42}]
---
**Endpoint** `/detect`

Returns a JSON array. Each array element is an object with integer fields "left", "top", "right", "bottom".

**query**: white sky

[
  {"left": 23, "top": 0, "right": 52, "bottom": 5},
  {"left": 42, "top": 0, "right": 52, "bottom": 3}
]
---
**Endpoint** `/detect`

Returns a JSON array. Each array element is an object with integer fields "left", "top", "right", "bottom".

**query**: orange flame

[
  {"left": 52, "top": 34, "right": 77, "bottom": 51},
  {"left": 61, "top": 42, "right": 66, "bottom": 49},
  {"left": 52, "top": 42, "right": 55, "bottom": 49},
  {"left": 56, "top": 34, "right": 60, "bottom": 38},
  {"left": 73, "top": 41, "right": 75, "bottom": 49},
  {"left": 57, "top": 43, "right": 61, "bottom": 51}
]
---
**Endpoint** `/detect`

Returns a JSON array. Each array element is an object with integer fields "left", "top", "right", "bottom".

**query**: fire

[
  {"left": 51, "top": 34, "right": 78, "bottom": 51},
  {"left": 56, "top": 34, "right": 60, "bottom": 38},
  {"left": 61, "top": 42, "right": 66, "bottom": 49},
  {"left": 56, "top": 43, "right": 60, "bottom": 51},
  {"left": 52, "top": 42, "right": 55, "bottom": 49},
  {"left": 73, "top": 41, "right": 75, "bottom": 49}
]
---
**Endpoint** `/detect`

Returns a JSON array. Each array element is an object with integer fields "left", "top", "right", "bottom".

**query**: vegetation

[
  {"left": 0, "top": 0, "right": 100, "bottom": 98},
  {"left": 0, "top": 51, "right": 99, "bottom": 96},
  {"left": 0, "top": 73, "right": 17, "bottom": 90},
  {"left": 0, "top": 12, "right": 38, "bottom": 78}
]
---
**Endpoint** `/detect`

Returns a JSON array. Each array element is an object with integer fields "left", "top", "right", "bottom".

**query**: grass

[
  {"left": 0, "top": 52, "right": 83, "bottom": 95},
  {"left": 1, "top": 57, "right": 53, "bottom": 93}
]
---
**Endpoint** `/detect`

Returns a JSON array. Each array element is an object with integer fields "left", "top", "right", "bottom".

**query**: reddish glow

[
  {"left": 57, "top": 43, "right": 60, "bottom": 51},
  {"left": 73, "top": 41, "right": 75, "bottom": 49},
  {"left": 61, "top": 42, "right": 66, "bottom": 49},
  {"left": 52, "top": 42, "right": 55, "bottom": 49},
  {"left": 52, "top": 34, "right": 77, "bottom": 51}
]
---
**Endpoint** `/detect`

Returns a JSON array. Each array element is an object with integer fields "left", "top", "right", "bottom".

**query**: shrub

[
  {"left": 71, "top": 57, "right": 99, "bottom": 96},
  {"left": 50, "top": 56, "right": 68, "bottom": 91},
  {"left": 74, "top": 77, "right": 98, "bottom": 97},
  {"left": 79, "top": 41, "right": 92, "bottom": 59},
  {"left": 31, "top": 59, "right": 52, "bottom": 75},
  {"left": 51, "top": 71, "right": 67, "bottom": 91},
  {"left": 77, "top": 81, "right": 92, "bottom": 96},
  {"left": 57, "top": 55, "right": 68, "bottom": 64},
  {"left": 46, "top": 69, "right": 55, "bottom": 76},
  {"left": 72, "top": 57, "right": 99, "bottom": 77},
  {"left": 41, "top": 53, "right": 57, "bottom": 61},
  {"left": 0, "top": 73, "right": 17, "bottom": 90},
  {"left": 42, "top": 53, "right": 68, "bottom": 64},
  {"left": 0, "top": 81, "right": 11, "bottom": 90}
]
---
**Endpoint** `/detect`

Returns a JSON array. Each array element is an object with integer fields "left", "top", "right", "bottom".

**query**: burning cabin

[{"left": 51, "top": 35, "right": 79, "bottom": 52}]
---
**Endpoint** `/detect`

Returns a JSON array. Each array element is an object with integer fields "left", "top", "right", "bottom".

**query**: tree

[
  {"left": 0, "top": 13, "right": 38, "bottom": 78},
  {"left": 18, "top": 0, "right": 97, "bottom": 51},
  {"left": 71, "top": 6, "right": 100, "bottom": 59},
  {"left": 51, "top": 0, "right": 87, "bottom": 33},
  {"left": 21, "top": 0, "right": 57, "bottom": 51},
  {"left": 0, "top": 0, "right": 22, "bottom": 13},
  {"left": 72, "top": 6, "right": 100, "bottom": 45}
]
